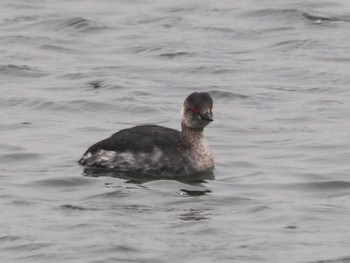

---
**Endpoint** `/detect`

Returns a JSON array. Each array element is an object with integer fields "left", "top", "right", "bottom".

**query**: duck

[{"left": 79, "top": 92, "right": 214, "bottom": 177}]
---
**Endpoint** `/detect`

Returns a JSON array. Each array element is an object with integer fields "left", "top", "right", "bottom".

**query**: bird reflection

[
  {"left": 179, "top": 208, "right": 212, "bottom": 221},
  {"left": 82, "top": 167, "right": 215, "bottom": 186}
]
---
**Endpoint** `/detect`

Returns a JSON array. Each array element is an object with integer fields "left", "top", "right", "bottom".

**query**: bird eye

[{"left": 192, "top": 107, "right": 199, "bottom": 113}]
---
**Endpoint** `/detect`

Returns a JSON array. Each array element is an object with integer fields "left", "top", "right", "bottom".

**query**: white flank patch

[{"left": 98, "top": 150, "right": 117, "bottom": 162}]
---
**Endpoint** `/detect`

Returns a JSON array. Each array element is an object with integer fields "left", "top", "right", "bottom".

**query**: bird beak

[{"left": 199, "top": 111, "right": 213, "bottom": 122}]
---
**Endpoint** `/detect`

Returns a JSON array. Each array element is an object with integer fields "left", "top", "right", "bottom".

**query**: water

[{"left": 1, "top": 0, "right": 350, "bottom": 262}]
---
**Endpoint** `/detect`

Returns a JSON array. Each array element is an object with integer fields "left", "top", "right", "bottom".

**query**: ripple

[
  {"left": 54, "top": 17, "right": 110, "bottom": 33},
  {"left": 262, "top": 181, "right": 350, "bottom": 196},
  {"left": 244, "top": 8, "right": 301, "bottom": 19},
  {"left": 0, "top": 235, "right": 21, "bottom": 242},
  {"left": 0, "top": 64, "right": 46, "bottom": 77},
  {"left": 0, "top": 97, "right": 112, "bottom": 113},
  {"left": 85, "top": 80, "right": 124, "bottom": 91},
  {"left": 60, "top": 204, "right": 95, "bottom": 211},
  {"left": 83, "top": 189, "right": 131, "bottom": 199},
  {"left": 301, "top": 11, "right": 349, "bottom": 23},
  {"left": 40, "top": 44, "right": 76, "bottom": 53},
  {"left": 159, "top": 51, "right": 192, "bottom": 59},
  {"left": 128, "top": 15, "right": 182, "bottom": 27},
  {"left": 127, "top": 45, "right": 163, "bottom": 55},
  {"left": 298, "top": 181, "right": 350, "bottom": 191},
  {"left": 162, "top": 6, "right": 199, "bottom": 14},
  {"left": 245, "top": 8, "right": 350, "bottom": 24},
  {"left": 285, "top": 225, "right": 298, "bottom": 230},
  {"left": 268, "top": 39, "right": 324, "bottom": 51},
  {"left": 5, "top": 242, "right": 51, "bottom": 251},
  {"left": 210, "top": 90, "right": 249, "bottom": 100},
  {"left": 0, "top": 143, "right": 25, "bottom": 152},
  {"left": 4, "top": 15, "right": 38, "bottom": 23},
  {"left": 310, "top": 255, "right": 350, "bottom": 263},
  {"left": 178, "top": 208, "right": 212, "bottom": 221},
  {"left": 0, "top": 153, "right": 42, "bottom": 162},
  {"left": 32, "top": 177, "right": 95, "bottom": 188}
]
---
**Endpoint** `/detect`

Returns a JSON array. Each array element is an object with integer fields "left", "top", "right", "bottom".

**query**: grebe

[{"left": 79, "top": 92, "right": 214, "bottom": 176}]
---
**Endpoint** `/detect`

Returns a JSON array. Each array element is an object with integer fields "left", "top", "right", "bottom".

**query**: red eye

[{"left": 192, "top": 107, "right": 199, "bottom": 113}]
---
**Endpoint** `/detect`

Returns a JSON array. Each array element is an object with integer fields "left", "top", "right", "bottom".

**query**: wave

[
  {"left": 0, "top": 64, "right": 46, "bottom": 77},
  {"left": 54, "top": 17, "right": 110, "bottom": 33},
  {"left": 0, "top": 97, "right": 112, "bottom": 113},
  {"left": 245, "top": 8, "right": 350, "bottom": 24},
  {"left": 210, "top": 90, "right": 249, "bottom": 100},
  {"left": 309, "top": 255, "right": 350, "bottom": 263},
  {"left": 296, "top": 180, "right": 350, "bottom": 191}
]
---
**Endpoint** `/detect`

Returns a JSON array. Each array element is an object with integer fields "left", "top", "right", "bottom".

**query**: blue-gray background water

[{"left": 1, "top": 0, "right": 350, "bottom": 262}]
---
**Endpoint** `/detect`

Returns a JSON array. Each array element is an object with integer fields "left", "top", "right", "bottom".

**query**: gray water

[{"left": 1, "top": 0, "right": 350, "bottom": 262}]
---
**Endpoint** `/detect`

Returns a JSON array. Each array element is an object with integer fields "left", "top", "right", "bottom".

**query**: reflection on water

[
  {"left": 179, "top": 208, "right": 212, "bottom": 221},
  {"left": 180, "top": 187, "right": 212, "bottom": 196},
  {"left": 82, "top": 166, "right": 215, "bottom": 185}
]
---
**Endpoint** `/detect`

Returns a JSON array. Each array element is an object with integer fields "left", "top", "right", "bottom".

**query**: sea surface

[{"left": 1, "top": 0, "right": 350, "bottom": 262}]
